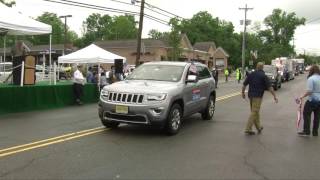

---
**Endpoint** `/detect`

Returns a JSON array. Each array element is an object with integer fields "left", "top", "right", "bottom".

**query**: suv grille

[
  {"left": 108, "top": 92, "right": 144, "bottom": 104},
  {"left": 105, "top": 112, "right": 147, "bottom": 123}
]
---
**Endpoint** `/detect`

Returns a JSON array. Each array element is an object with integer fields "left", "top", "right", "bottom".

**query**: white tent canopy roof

[
  {"left": 0, "top": 3, "right": 52, "bottom": 35},
  {"left": 58, "top": 44, "right": 126, "bottom": 64}
]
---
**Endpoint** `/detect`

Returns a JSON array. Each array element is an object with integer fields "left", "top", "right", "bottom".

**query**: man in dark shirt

[{"left": 242, "top": 62, "right": 278, "bottom": 135}]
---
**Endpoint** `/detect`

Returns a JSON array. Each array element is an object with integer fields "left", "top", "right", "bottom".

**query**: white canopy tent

[
  {"left": 0, "top": 2, "right": 52, "bottom": 86},
  {"left": 58, "top": 44, "right": 126, "bottom": 64},
  {"left": 58, "top": 44, "right": 126, "bottom": 91},
  {"left": 0, "top": 3, "right": 52, "bottom": 35}
]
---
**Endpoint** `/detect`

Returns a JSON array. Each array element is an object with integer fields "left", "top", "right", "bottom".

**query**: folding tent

[
  {"left": 58, "top": 44, "right": 126, "bottom": 90},
  {"left": 58, "top": 44, "right": 126, "bottom": 64},
  {"left": 0, "top": 2, "right": 52, "bottom": 86}
]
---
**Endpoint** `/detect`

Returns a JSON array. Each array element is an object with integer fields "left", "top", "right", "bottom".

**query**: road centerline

[{"left": 0, "top": 91, "right": 241, "bottom": 158}]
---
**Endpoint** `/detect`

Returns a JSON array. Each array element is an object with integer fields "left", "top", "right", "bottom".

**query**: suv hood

[{"left": 104, "top": 80, "right": 179, "bottom": 93}]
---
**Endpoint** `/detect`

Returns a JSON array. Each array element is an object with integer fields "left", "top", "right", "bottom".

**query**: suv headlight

[
  {"left": 100, "top": 90, "right": 109, "bottom": 100},
  {"left": 147, "top": 93, "right": 167, "bottom": 101}
]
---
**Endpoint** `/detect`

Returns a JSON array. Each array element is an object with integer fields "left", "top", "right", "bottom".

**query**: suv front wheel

[
  {"left": 201, "top": 95, "right": 215, "bottom": 120},
  {"left": 165, "top": 104, "right": 182, "bottom": 135}
]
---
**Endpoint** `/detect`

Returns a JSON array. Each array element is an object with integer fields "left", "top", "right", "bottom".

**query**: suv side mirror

[{"left": 186, "top": 75, "right": 197, "bottom": 83}]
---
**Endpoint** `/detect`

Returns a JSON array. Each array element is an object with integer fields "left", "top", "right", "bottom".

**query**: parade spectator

[
  {"left": 224, "top": 68, "right": 229, "bottom": 82},
  {"left": 242, "top": 62, "right": 278, "bottom": 135},
  {"left": 236, "top": 68, "right": 242, "bottom": 83},
  {"left": 65, "top": 65, "right": 72, "bottom": 79},
  {"left": 86, "top": 67, "right": 95, "bottom": 83},
  {"left": 212, "top": 66, "right": 219, "bottom": 88},
  {"left": 298, "top": 65, "right": 320, "bottom": 136},
  {"left": 100, "top": 72, "right": 108, "bottom": 89},
  {"left": 107, "top": 66, "right": 115, "bottom": 84},
  {"left": 73, "top": 65, "right": 85, "bottom": 105}
]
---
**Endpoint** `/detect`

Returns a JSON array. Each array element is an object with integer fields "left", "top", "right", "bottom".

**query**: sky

[{"left": 10, "top": 0, "right": 320, "bottom": 56}]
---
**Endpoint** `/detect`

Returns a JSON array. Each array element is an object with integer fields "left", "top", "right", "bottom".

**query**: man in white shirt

[{"left": 73, "top": 65, "right": 85, "bottom": 105}]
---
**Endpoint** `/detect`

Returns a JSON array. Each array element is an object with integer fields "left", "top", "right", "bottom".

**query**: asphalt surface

[{"left": 1, "top": 73, "right": 318, "bottom": 180}]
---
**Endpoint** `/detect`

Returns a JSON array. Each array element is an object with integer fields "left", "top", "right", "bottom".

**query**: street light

[{"left": 59, "top": 15, "right": 72, "bottom": 55}]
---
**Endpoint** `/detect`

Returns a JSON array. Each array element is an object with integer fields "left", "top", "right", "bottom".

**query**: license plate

[{"left": 115, "top": 105, "right": 128, "bottom": 114}]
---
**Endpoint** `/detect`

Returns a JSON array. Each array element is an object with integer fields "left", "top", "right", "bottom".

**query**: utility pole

[
  {"left": 292, "top": 37, "right": 296, "bottom": 58},
  {"left": 135, "top": 0, "right": 145, "bottom": 66},
  {"left": 59, "top": 15, "right": 72, "bottom": 55},
  {"left": 239, "top": 4, "right": 253, "bottom": 75}
]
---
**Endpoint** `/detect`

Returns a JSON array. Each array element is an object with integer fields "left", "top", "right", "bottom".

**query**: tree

[
  {"left": 25, "top": 12, "right": 78, "bottom": 45},
  {"left": 170, "top": 11, "right": 241, "bottom": 66},
  {"left": 83, "top": 13, "right": 112, "bottom": 40},
  {"left": 109, "top": 15, "right": 137, "bottom": 40},
  {"left": 258, "top": 9, "right": 305, "bottom": 60},
  {"left": 167, "top": 18, "right": 182, "bottom": 61},
  {"left": 148, "top": 29, "right": 169, "bottom": 41},
  {"left": 35, "top": 12, "right": 65, "bottom": 44},
  {"left": 78, "top": 14, "right": 138, "bottom": 47},
  {"left": 0, "top": 0, "right": 15, "bottom": 7}
]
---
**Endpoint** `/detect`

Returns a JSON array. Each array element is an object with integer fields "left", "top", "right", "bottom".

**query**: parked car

[
  {"left": 98, "top": 61, "right": 216, "bottom": 135},
  {"left": 264, "top": 65, "right": 281, "bottom": 90}
]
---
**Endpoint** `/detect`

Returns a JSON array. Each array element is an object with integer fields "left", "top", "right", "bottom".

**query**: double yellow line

[
  {"left": 0, "top": 91, "right": 242, "bottom": 158},
  {"left": 0, "top": 127, "right": 107, "bottom": 158},
  {"left": 216, "top": 91, "right": 241, "bottom": 101}
]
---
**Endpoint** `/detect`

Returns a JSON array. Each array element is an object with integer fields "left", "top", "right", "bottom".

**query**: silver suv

[{"left": 98, "top": 61, "right": 216, "bottom": 135}]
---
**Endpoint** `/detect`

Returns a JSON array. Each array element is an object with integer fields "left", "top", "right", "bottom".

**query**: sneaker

[
  {"left": 313, "top": 132, "right": 318, "bottom": 137},
  {"left": 298, "top": 131, "right": 310, "bottom": 136},
  {"left": 245, "top": 131, "right": 256, "bottom": 135},
  {"left": 258, "top": 126, "right": 264, "bottom": 134}
]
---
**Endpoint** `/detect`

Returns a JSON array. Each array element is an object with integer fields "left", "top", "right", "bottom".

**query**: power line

[
  {"left": 144, "top": 2, "right": 183, "bottom": 19},
  {"left": 43, "top": 0, "right": 170, "bottom": 26},
  {"left": 63, "top": 0, "right": 170, "bottom": 25},
  {"left": 306, "top": 17, "right": 320, "bottom": 24},
  {"left": 109, "top": 0, "right": 175, "bottom": 19},
  {"left": 295, "top": 29, "right": 319, "bottom": 35},
  {"left": 58, "top": 0, "right": 171, "bottom": 24}
]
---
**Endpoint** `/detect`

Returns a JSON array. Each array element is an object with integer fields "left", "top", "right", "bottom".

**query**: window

[
  {"left": 126, "top": 64, "right": 185, "bottom": 82},
  {"left": 197, "top": 66, "right": 211, "bottom": 80}
]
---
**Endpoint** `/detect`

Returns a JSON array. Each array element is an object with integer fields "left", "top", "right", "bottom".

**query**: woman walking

[{"left": 298, "top": 65, "right": 320, "bottom": 136}]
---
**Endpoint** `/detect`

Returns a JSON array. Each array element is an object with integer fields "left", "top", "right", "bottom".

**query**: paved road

[{"left": 1, "top": 74, "right": 318, "bottom": 179}]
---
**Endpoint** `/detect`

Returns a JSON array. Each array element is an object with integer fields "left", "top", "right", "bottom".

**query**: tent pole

[
  {"left": 54, "top": 62, "right": 56, "bottom": 85},
  {"left": 3, "top": 35, "right": 6, "bottom": 78},
  {"left": 98, "top": 63, "right": 101, "bottom": 92},
  {"left": 49, "top": 34, "right": 52, "bottom": 85},
  {"left": 57, "top": 61, "right": 60, "bottom": 82},
  {"left": 42, "top": 53, "right": 45, "bottom": 81},
  {"left": 20, "top": 61, "right": 24, "bottom": 87}
]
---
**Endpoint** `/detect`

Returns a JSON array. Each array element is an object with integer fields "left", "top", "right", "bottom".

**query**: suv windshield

[{"left": 126, "top": 64, "right": 185, "bottom": 82}]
